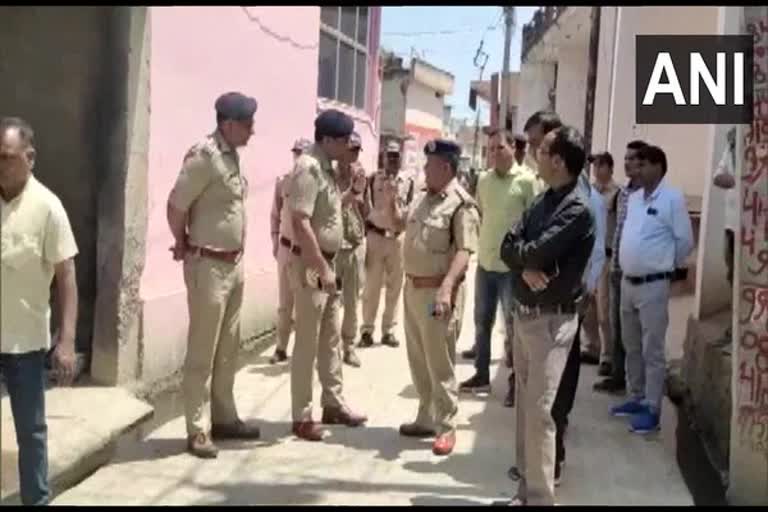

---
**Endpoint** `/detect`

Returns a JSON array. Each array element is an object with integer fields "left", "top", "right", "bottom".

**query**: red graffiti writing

[
  {"left": 748, "top": 18, "right": 768, "bottom": 41},
  {"left": 755, "top": 97, "right": 768, "bottom": 121},
  {"left": 756, "top": 64, "right": 767, "bottom": 86},
  {"left": 737, "top": 406, "right": 768, "bottom": 452},
  {"left": 743, "top": 137, "right": 768, "bottom": 184},
  {"left": 743, "top": 189, "right": 768, "bottom": 228},
  {"left": 745, "top": 118, "right": 768, "bottom": 148},
  {"left": 740, "top": 286, "right": 768, "bottom": 326}
]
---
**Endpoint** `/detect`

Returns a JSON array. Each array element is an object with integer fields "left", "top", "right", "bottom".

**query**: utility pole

[
  {"left": 499, "top": 6, "right": 515, "bottom": 132},
  {"left": 471, "top": 40, "right": 489, "bottom": 168},
  {"left": 582, "top": 6, "right": 601, "bottom": 171}
]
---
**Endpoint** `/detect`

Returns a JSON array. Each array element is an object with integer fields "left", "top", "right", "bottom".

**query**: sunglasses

[{"left": 349, "top": 146, "right": 362, "bottom": 153}]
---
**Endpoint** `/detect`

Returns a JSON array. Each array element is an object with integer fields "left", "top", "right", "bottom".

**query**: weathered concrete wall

[
  {"left": 139, "top": 6, "right": 382, "bottom": 384},
  {"left": 0, "top": 6, "right": 114, "bottom": 357},
  {"left": 693, "top": 7, "right": 744, "bottom": 321},
  {"left": 515, "top": 61, "right": 556, "bottom": 133},
  {"left": 90, "top": 6, "right": 150, "bottom": 385},
  {"left": 554, "top": 43, "right": 589, "bottom": 133},
  {"left": 729, "top": 6, "right": 768, "bottom": 505},
  {"left": 602, "top": 6, "right": 719, "bottom": 202},
  {"left": 682, "top": 314, "right": 732, "bottom": 475},
  {"left": 591, "top": 7, "right": 618, "bottom": 154}
]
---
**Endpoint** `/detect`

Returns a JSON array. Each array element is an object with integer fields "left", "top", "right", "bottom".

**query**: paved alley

[{"left": 53, "top": 263, "right": 696, "bottom": 506}]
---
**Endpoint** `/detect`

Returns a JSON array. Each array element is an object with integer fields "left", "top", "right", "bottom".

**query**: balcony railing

[{"left": 521, "top": 6, "right": 568, "bottom": 62}]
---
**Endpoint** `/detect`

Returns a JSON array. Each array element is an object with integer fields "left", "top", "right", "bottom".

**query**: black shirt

[{"left": 500, "top": 180, "right": 595, "bottom": 308}]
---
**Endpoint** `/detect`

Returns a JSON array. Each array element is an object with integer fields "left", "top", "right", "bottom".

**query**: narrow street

[{"left": 54, "top": 262, "right": 700, "bottom": 506}]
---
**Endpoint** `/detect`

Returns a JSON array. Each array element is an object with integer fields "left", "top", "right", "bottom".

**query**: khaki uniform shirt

[
  {"left": 168, "top": 131, "right": 247, "bottom": 252},
  {"left": 286, "top": 144, "right": 342, "bottom": 254},
  {"left": 593, "top": 179, "right": 620, "bottom": 250},
  {"left": 1, "top": 176, "right": 79, "bottom": 354},
  {"left": 404, "top": 179, "right": 480, "bottom": 277},
  {"left": 337, "top": 166, "right": 366, "bottom": 250},
  {"left": 366, "top": 170, "right": 415, "bottom": 232},
  {"left": 270, "top": 172, "right": 295, "bottom": 243}
]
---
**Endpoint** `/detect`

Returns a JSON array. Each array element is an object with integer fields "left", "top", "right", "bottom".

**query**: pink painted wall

[{"left": 140, "top": 6, "right": 381, "bottom": 383}]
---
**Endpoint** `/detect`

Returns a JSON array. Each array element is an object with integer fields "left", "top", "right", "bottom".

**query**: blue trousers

[
  {"left": 0, "top": 350, "right": 49, "bottom": 506},
  {"left": 473, "top": 266, "right": 515, "bottom": 380}
]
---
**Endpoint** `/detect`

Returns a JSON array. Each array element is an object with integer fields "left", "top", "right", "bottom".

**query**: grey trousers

[
  {"left": 620, "top": 278, "right": 670, "bottom": 412},
  {"left": 514, "top": 312, "right": 578, "bottom": 506}
]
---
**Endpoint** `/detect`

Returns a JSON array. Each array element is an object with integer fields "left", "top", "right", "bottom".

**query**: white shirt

[
  {"left": 585, "top": 184, "right": 607, "bottom": 293},
  {"left": 712, "top": 145, "right": 739, "bottom": 232},
  {"left": 619, "top": 180, "right": 695, "bottom": 277}
]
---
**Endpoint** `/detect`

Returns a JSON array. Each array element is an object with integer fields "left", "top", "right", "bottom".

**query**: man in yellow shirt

[
  {"left": 459, "top": 129, "right": 540, "bottom": 408},
  {"left": 1, "top": 117, "right": 79, "bottom": 505}
]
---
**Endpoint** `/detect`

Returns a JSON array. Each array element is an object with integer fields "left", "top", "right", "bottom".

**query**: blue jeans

[
  {"left": 0, "top": 350, "right": 50, "bottom": 506},
  {"left": 473, "top": 267, "right": 515, "bottom": 381}
]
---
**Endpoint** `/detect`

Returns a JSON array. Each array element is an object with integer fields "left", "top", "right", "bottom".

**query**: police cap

[
  {"left": 424, "top": 138, "right": 462, "bottom": 167},
  {"left": 215, "top": 92, "right": 258, "bottom": 121},
  {"left": 315, "top": 109, "right": 354, "bottom": 139}
]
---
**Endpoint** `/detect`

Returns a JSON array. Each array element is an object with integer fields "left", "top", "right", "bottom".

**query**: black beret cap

[
  {"left": 215, "top": 92, "right": 258, "bottom": 121},
  {"left": 315, "top": 109, "right": 354, "bottom": 139},
  {"left": 424, "top": 139, "right": 462, "bottom": 160}
]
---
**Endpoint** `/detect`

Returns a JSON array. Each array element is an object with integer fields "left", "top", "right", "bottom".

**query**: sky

[{"left": 381, "top": 6, "right": 539, "bottom": 125}]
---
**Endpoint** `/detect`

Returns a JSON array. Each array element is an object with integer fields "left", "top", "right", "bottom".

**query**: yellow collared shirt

[{"left": 1, "top": 176, "right": 78, "bottom": 354}]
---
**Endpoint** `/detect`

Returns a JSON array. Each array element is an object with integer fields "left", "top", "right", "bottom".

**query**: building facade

[{"left": 0, "top": 5, "right": 383, "bottom": 386}]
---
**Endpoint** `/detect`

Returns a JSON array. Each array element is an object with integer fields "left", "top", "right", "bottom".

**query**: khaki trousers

[
  {"left": 596, "top": 260, "right": 612, "bottom": 363},
  {"left": 288, "top": 254, "right": 345, "bottom": 421},
  {"left": 361, "top": 232, "right": 404, "bottom": 337},
  {"left": 337, "top": 242, "right": 366, "bottom": 350},
  {"left": 182, "top": 254, "right": 242, "bottom": 436},
  {"left": 276, "top": 243, "right": 295, "bottom": 352},
  {"left": 514, "top": 312, "right": 578, "bottom": 506},
  {"left": 403, "top": 279, "right": 465, "bottom": 435}
]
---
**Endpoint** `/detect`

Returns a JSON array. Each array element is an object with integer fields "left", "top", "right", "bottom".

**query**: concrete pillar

[
  {"left": 91, "top": 6, "right": 150, "bottom": 385},
  {"left": 728, "top": 5, "right": 768, "bottom": 505}
]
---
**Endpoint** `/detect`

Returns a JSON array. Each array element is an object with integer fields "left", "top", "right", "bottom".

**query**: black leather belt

[
  {"left": 515, "top": 303, "right": 579, "bottom": 317},
  {"left": 281, "top": 236, "right": 335, "bottom": 260},
  {"left": 279, "top": 236, "right": 301, "bottom": 256},
  {"left": 366, "top": 221, "right": 402, "bottom": 239},
  {"left": 624, "top": 272, "right": 673, "bottom": 285}
]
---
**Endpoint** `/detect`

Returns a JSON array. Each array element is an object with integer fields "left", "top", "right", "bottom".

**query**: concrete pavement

[
  {"left": 53, "top": 263, "right": 696, "bottom": 506},
  {"left": 1, "top": 387, "right": 152, "bottom": 505}
]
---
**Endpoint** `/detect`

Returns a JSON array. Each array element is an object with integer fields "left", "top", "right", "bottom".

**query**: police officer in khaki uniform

[
  {"left": 399, "top": 139, "right": 480, "bottom": 457},
  {"left": 167, "top": 92, "right": 262, "bottom": 459},
  {"left": 336, "top": 132, "right": 369, "bottom": 368},
  {"left": 287, "top": 110, "right": 367, "bottom": 442},
  {"left": 269, "top": 138, "right": 312, "bottom": 364},
  {"left": 359, "top": 140, "right": 415, "bottom": 349}
]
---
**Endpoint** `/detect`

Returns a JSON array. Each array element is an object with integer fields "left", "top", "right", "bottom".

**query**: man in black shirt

[{"left": 499, "top": 126, "right": 595, "bottom": 506}]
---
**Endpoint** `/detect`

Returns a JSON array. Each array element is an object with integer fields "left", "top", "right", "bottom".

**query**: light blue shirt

[
  {"left": 618, "top": 180, "right": 694, "bottom": 277},
  {"left": 585, "top": 184, "right": 607, "bottom": 293}
]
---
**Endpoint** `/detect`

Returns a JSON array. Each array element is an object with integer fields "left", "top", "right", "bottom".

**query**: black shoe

[
  {"left": 269, "top": 349, "right": 288, "bottom": 364},
  {"left": 381, "top": 333, "right": 400, "bottom": 348},
  {"left": 503, "top": 385, "right": 515, "bottom": 408},
  {"left": 343, "top": 349, "right": 362, "bottom": 368},
  {"left": 358, "top": 332, "right": 374, "bottom": 348},
  {"left": 598, "top": 361, "right": 612, "bottom": 377},
  {"left": 580, "top": 352, "right": 600, "bottom": 365},
  {"left": 593, "top": 377, "right": 626, "bottom": 394},
  {"left": 459, "top": 374, "right": 491, "bottom": 393},
  {"left": 461, "top": 348, "right": 477, "bottom": 360}
]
